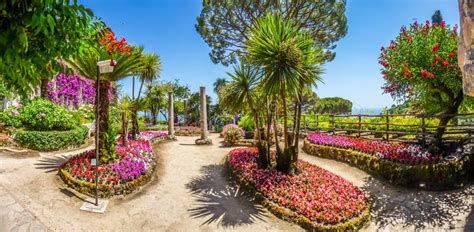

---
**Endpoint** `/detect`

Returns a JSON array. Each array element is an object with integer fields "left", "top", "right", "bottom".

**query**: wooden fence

[{"left": 287, "top": 113, "right": 474, "bottom": 147}]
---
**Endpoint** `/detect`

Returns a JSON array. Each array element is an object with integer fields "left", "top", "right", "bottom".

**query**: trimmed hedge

[
  {"left": 303, "top": 139, "right": 470, "bottom": 190},
  {"left": 225, "top": 156, "right": 370, "bottom": 231},
  {"left": 13, "top": 125, "right": 89, "bottom": 151}
]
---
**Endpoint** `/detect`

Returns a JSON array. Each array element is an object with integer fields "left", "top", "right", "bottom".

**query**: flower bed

[
  {"left": 227, "top": 148, "right": 370, "bottom": 231},
  {"left": 306, "top": 133, "right": 440, "bottom": 164},
  {"left": 303, "top": 134, "right": 470, "bottom": 189},
  {"left": 58, "top": 136, "right": 164, "bottom": 197},
  {"left": 175, "top": 126, "right": 201, "bottom": 136},
  {"left": 140, "top": 131, "right": 167, "bottom": 143}
]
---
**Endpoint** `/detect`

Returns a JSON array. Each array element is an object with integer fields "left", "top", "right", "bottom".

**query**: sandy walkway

[{"left": 0, "top": 134, "right": 302, "bottom": 231}]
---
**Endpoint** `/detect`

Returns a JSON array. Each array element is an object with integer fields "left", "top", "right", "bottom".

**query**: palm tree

[
  {"left": 66, "top": 46, "right": 144, "bottom": 157},
  {"left": 220, "top": 62, "right": 270, "bottom": 167},
  {"left": 213, "top": 78, "right": 228, "bottom": 94},
  {"left": 119, "top": 96, "right": 132, "bottom": 146},
  {"left": 247, "top": 14, "right": 323, "bottom": 173},
  {"left": 131, "top": 53, "right": 161, "bottom": 139}
]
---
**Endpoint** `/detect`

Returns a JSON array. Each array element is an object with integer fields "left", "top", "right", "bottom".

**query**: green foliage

[
  {"left": 238, "top": 115, "right": 255, "bottom": 132},
  {"left": 0, "top": 106, "right": 22, "bottom": 127},
  {"left": 314, "top": 97, "right": 352, "bottom": 115},
  {"left": 14, "top": 125, "right": 88, "bottom": 151},
  {"left": 19, "top": 99, "right": 79, "bottom": 131},
  {"left": 224, "top": 127, "right": 244, "bottom": 146},
  {"left": 431, "top": 10, "right": 443, "bottom": 24},
  {"left": 0, "top": 0, "right": 103, "bottom": 95},
  {"left": 196, "top": 0, "right": 348, "bottom": 65}
]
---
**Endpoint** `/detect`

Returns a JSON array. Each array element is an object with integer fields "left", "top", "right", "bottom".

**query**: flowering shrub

[
  {"left": 18, "top": 99, "right": 80, "bottom": 131},
  {"left": 228, "top": 148, "right": 368, "bottom": 226},
  {"left": 175, "top": 126, "right": 201, "bottom": 136},
  {"left": 306, "top": 133, "right": 441, "bottom": 165},
  {"left": 224, "top": 127, "right": 244, "bottom": 146},
  {"left": 47, "top": 73, "right": 114, "bottom": 109}
]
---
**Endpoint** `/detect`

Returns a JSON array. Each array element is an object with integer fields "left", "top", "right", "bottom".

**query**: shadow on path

[
  {"left": 186, "top": 164, "right": 267, "bottom": 227},
  {"left": 34, "top": 155, "right": 69, "bottom": 173},
  {"left": 361, "top": 176, "right": 473, "bottom": 230}
]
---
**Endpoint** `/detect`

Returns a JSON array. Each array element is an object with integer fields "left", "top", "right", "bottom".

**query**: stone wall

[{"left": 459, "top": 0, "right": 474, "bottom": 96}]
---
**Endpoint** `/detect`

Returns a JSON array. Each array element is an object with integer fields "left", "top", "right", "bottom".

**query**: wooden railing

[{"left": 285, "top": 113, "right": 474, "bottom": 147}]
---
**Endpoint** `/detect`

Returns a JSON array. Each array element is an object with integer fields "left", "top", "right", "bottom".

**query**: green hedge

[
  {"left": 302, "top": 139, "right": 470, "bottom": 190},
  {"left": 13, "top": 125, "right": 89, "bottom": 151}
]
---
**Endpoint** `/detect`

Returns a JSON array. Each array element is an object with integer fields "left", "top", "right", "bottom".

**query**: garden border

[
  {"left": 302, "top": 138, "right": 470, "bottom": 190},
  {"left": 58, "top": 137, "right": 167, "bottom": 198},
  {"left": 224, "top": 154, "right": 371, "bottom": 231},
  {"left": 13, "top": 125, "right": 89, "bottom": 152}
]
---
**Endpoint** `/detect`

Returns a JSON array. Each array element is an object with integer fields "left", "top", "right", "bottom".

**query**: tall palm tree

[
  {"left": 119, "top": 96, "right": 132, "bottom": 146},
  {"left": 131, "top": 53, "right": 161, "bottom": 139},
  {"left": 67, "top": 46, "right": 144, "bottom": 157},
  {"left": 247, "top": 14, "right": 323, "bottom": 173}
]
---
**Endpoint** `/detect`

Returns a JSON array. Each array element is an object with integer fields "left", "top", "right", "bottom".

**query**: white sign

[{"left": 91, "top": 158, "right": 97, "bottom": 166}]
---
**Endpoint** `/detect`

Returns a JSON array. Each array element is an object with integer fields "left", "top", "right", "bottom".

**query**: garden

[{"left": 0, "top": 1, "right": 473, "bottom": 231}]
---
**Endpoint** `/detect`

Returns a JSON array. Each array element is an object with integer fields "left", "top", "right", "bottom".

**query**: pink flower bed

[
  {"left": 228, "top": 148, "right": 368, "bottom": 225},
  {"left": 140, "top": 131, "right": 167, "bottom": 141},
  {"left": 60, "top": 139, "right": 155, "bottom": 185},
  {"left": 306, "top": 133, "right": 441, "bottom": 165}
]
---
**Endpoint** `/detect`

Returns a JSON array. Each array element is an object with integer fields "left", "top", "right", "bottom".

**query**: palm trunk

[
  {"left": 276, "top": 87, "right": 292, "bottom": 173},
  {"left": 122, "top": 111, "right": 129, "bottom": 146},
  {"left": 98, "top": 80, "right": 111, "bottom": 155}
]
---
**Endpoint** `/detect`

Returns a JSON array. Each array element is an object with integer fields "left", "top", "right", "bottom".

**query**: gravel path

[
  {"left": 0, "top": 134, "right": 301, "bottom": 231},
  {"left": 0, "top": 133, "right": 473, "bottom": 231}
]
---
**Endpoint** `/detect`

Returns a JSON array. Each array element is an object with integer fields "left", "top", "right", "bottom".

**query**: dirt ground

[{"left": 0, "top": 133, "right": 473, "bottom": 231}]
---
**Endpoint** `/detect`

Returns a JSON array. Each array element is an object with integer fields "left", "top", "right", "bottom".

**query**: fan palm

[
  {"left": 247, "top": 14, "right": 323, "bottom": 172},
  {"left": 66, "top": 46, "right": 144, "bottom": 157},
  {"left": 213, "top": 78, "right": 228, "bottom": 94}
]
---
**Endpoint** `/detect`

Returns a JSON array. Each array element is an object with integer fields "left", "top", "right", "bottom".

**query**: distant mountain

[{"left": 352, "top": 107, "right": 384, "bottom": 115}]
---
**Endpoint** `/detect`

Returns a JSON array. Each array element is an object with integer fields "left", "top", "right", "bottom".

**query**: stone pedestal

[
  {"left": 167, "top": 92, "right": 177, "bottom": 140},
  {"left": 459, "top": 0, "right": 474, "bottom": 96},
  {"left": 195, "top": 86, "right": 212, "bottom": 145}
]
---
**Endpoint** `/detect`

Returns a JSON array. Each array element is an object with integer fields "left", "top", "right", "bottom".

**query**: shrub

[
  {"left": 224, "top": 127, "right": 244, "bottom": 146},
  {"left": 221, "top": 124, "right": 240, "bottom": 137},
  {"left": 0, "top": 106, "right": 22, "bottom": 127},
  {"left": 19, "top": 99, "right": 79, "bottom": 131},
  {"left": 238, "top": 115, "right": 255, "bottom": 131},
  {"left": 13, "top": 125, "right": 89, "bottom": 151}
]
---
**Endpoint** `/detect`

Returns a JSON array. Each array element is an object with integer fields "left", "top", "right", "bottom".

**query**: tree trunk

[
  {"left": 122, "top": 111, "right": 129, "bottom": 146},
  {"left": 98, "top": 80, "right": 111, "bottom": 155},
  {"left": 131, "top": 110, "right": 138, "bottom": 140},
  {"left": 276, "top": 88, "right": 292, "bottom": 173},
  {"left": 40, "top": 77, "right": 49, "bottom": 99},
  {"left": 433, "top": 92, "right": 464, "bottom": 150}
]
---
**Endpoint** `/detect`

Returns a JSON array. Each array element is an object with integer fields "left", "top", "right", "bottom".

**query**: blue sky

[{"left": 82, "top": 0, "right": 460, "bottom": 109}]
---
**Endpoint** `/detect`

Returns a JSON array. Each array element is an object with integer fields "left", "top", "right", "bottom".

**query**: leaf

[
  {"left": 18, "top": 28, "right": 28, "bottom": 52},
  {"left": 46, "top": 14, "right": 55, "bottom": 32}
]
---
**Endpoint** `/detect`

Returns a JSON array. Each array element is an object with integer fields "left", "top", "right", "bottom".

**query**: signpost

[{"left": 80, "top": 59, "right": 114, "bottom": 214}]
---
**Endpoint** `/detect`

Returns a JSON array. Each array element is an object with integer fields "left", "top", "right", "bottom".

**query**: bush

[
  {"left": 238, "top": 115, "right": 255, "bottom": 131},
  {"left": 13, "top": 125, "right": 89, "bottom": 151},
  {"left": 19, "top": 99, "right": 79, "bottom": 131},
  {"left": 224, "top": 127, "right": 244, "bottom": 146},
  {"left": 0, "top": 106, "right": 22, "bottom": 127}
]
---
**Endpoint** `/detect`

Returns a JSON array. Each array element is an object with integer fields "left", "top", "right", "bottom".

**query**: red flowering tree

[{"left": 379, "top": 20, "right": 463, "bottom": 148}]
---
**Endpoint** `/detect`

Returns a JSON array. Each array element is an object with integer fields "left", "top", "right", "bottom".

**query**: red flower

[
  {"left": 432, "top": 44, "right": 439, "bottom": 53},
  {"left": 421, "top": 69, "right": 428, "bottom": 77},
  {"left": 434, "top": 56, "right": 441, "bottom": 63},
  {"left": 442, "top": 60, "right": 449, "bottom": 67},
  {"left": 448, "top": 52, "right": 455, "bottom": 59}
]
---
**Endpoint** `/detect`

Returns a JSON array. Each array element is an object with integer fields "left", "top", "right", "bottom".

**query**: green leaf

[{"left": 46, "top": 14, "right": 55, "bottom": 32}]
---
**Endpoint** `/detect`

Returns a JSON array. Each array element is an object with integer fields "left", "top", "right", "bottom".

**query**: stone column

[
  {"left": 167, "top": 92, "right": 176, "bottom": 140},
  {"left": 459, "top": 0, "right": 474, "bottom": 96},
  {"left": 195, "top": 86, "right": 212, "bottom": 145}
]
